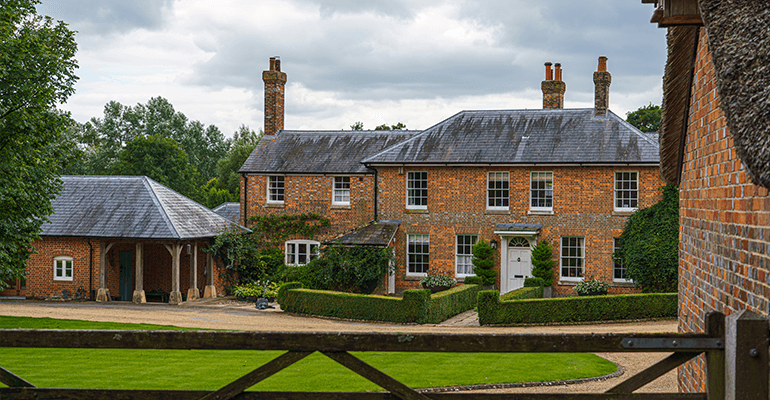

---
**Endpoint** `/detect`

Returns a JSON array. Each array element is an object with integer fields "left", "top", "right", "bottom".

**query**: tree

[
  {"left": 111, "top": 135, "right": 200, "bottom": 200},
  {"left": 530, "top": 240, "right": 556, "bottom": 286},
  {"left": 374, "top": 122, "right": 407, "bottom": 131},
  {"left": 350, "top": 121, "right": 364, "bottom": 130},
  {"left": 626, "top": 103, "right": 661, "bottom": 133},
  {"left": 0, "top": 0, "right": 78, "bottom": 287},
  {"left": 471, "top": 238, "right": 496, "bottom": 286},
  {"left": 617, "top": 184, "right": 679, "bottom": 293}
]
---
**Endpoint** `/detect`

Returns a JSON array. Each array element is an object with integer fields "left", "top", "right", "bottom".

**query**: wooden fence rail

[{"left": 0, "top": 311, "right": 766, "bottom": 400}]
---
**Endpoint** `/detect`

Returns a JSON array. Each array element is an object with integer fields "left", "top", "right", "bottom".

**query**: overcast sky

[{"left": 37, "top": 0, "right": 666, "bottom": 136}]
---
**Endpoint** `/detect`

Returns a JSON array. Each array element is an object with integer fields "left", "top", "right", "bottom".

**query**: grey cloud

[
  {"left": 185, "top": 1, "right": 665, "bottom": 107},
  {"left": 292, "top": 0, "right": 428, "bottom": 19},
  {"left": 36, "top": 0, "right": 172, "bottom": 36}
]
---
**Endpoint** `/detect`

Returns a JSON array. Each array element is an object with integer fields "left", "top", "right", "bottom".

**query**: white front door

[{"left": 506, "top": 237, "right": 532, "bottom": 291}]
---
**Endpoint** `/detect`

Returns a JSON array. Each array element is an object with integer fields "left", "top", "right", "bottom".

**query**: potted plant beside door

[
  {"left": 531, "top": 240, "right": 556, "bottom": 298},
  {"left": 472, "top": 238, "right": 497, "bottom": 290}
]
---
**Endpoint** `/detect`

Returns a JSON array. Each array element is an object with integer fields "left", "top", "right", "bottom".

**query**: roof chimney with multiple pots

[{"left": 541, "top": 62, "right": 566, "bottom": 109}]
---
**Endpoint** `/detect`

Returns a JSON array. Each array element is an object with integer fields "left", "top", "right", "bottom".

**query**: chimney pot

[
  {"left": 554, "top": 63, "right": 562, "bottom": 81},
  {"left": 269, "top": 57, "right": 276, "bottom": 71},
  {"left": 598, "top": 56, "right": 608, "bottom": 72},
  {"left": 544, "top": 62, "right": 553, "bottom": 81}
]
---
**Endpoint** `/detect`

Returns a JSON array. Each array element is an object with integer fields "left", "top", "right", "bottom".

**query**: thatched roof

[
  {"left": 659, "top": 26, "right": 700, "bottom": 185},
  {"left": 699, "top": 0, "right": 770, "bottom": 188}
]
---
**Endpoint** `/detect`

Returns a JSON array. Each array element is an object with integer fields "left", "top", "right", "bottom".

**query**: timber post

[
  {"left": 203, "top": 251, "right": 216, "bottom": 298},
  {"left": 705, "top": 311, "right": 725, "bottom": 400},
  {"left": 132, "top": 242, "right": 146, "bottom": 303},
  {"left": 725, "top": 309, "right": 769, "bottom": 400},
  {"left": 96, "top": 241, "right": 114, "bottom": 302},
  {"left": 187, "top": 243, "right": 200, "bottom": 301},
  {"left": 165, "top": 243, "right": 184, "bottom": 305}
]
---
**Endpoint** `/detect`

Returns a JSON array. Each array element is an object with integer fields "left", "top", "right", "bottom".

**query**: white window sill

[
  {"left": 331, "top": 204, "right": 351, "bottom": 209},
  {"left": 528, "top": 209, "right": 554, "bottom": 215},
  {"left": 558, "top": 278, "right": 583, "bottom": 286},
  {"left": 612, "top": 209, "right": 636, "bottom": 216},
  {"left": 54, "top": 277, "right": 73, "bottom": 282},
  {"left": 265, "top": 202, "right": 285, "bottom": 208},
  {"left": 613, "top": 279, "right": 635, "bottom": 285},
  {"left": 484, "top": 209, "right": 509, "bottom": 215}
]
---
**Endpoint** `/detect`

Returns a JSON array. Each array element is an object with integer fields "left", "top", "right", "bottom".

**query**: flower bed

[{"left": 277, "top": 282, "right": 480, "bottom": 324}]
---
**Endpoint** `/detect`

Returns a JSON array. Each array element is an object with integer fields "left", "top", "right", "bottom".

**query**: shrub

[
  {"left": 574, "top": 278, "right": 610, "bottom": 296},
  {"left": 524, "top": 277, "right": 544, "bottom": 287},
  {"left": 278, "top": 282, "right": 481, "bottom": 324},
  {"left": 464, "top": 276, "right": 483, "bottom": 285},
  {"left": 233, "top": 280, "right": 279, "bottom": 298},
  {"left": 472, "top": 238, "right": 496, "bottom": 286},
  {"left": 500, "top": 286, "right": 543, "bottom": 301},
  {"left": 420, "top": 270, "right": 457, "bottom": 288},
  {"left": 478, "top": 291, "right": 677, "bottom": 325},
  {"left": 617, "top": 184, "right": 679, "bottom": 293},
  {"left": 303, "top": 245, "right": 394, "bottom": 294},
  {"left": 530, "top": 241, "right": 555, "bottom": 286}
]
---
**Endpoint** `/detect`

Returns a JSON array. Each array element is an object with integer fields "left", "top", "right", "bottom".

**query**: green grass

[{"left": 0, "top": 316, "right": 617, "bottom": 392}]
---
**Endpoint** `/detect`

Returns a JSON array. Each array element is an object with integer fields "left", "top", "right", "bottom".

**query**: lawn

[{"left": 0, "top": 316, "right": 617, "bottom": 392}]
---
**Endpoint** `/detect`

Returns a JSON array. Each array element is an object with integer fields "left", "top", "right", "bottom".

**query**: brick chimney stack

[
  {"left": 541, "top": 62, "right": 566, "bottom": 109},
  {"left": 593, "top": 56, "right": 611, "bottom": 116},
  {"left": 263, "top": 56, "right": 287, "bottom": 135}
]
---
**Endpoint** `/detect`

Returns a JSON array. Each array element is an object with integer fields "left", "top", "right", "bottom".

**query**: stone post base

[
  {"left": 96, "top": 288, "right": 109, "bottom": 302},
  {"left": 168, "top": 291, "right": 184, "bottom": 305},
  {"left": 132, "top": 290, "right": 146, "bottom": 304},
  {"left": 186, "top": 288, "right": 199, "bottom": 301},
  {"left": 203, "top": 285, "right": 217, "bottom": 298}
]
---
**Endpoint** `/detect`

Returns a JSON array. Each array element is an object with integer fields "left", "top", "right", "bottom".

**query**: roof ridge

[{"left": 142, "top": 176, "right": 181, "bottom": 239}]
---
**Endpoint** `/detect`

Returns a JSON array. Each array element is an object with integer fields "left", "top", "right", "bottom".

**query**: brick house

[
  {"left": 23, "top": 175, "right": 242, "bottom": 304},
  {"left": 644, "top": 0, "right": 770, "bottom": 393},
  {"left": 241, "top": 56, "right": 663, "bottom": 295}
]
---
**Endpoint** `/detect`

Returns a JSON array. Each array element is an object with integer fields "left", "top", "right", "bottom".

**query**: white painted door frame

[{"left": 498, "top": 234, "right": 537, "bottom": 295}]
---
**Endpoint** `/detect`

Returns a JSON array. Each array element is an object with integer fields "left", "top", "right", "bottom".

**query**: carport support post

[
  {"left": 132, "top": 243, "right": 146, "bottom": 303},
  {"left": 166, "top": 243, "right": 184, "bottom": 305},
  {"left": 203, "top": 251, "right": 216, "bottom": 298},
  {"left": 187, "top": 243, "right": 199, "bottom": 301},
  {"left": 96, "top": 241, "right": 114, "bottom": 302}
]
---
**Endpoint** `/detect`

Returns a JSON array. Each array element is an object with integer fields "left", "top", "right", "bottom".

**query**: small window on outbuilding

[{"left": 54, "top": 256, "right": 73, "bottom": 281}]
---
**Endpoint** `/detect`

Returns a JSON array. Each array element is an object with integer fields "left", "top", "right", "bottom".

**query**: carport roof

[{"left": 42, "top": 176, "right": 246, "bottom": 240}]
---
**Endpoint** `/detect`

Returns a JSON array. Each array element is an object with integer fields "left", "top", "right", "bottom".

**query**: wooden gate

[{"left": 0, "top": 311, "right": 767, "bottom": 399}]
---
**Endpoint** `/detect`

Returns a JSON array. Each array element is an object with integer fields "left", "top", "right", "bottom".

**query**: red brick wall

[
  {"left": 26, "top": 238, "right": 223, "bottom": 301},
  {"left": 377, "top": 165, "right": 663, "bottom": 293},
  {"left": 241, "top": 174, "right": 375, "bottom": 241},
  {"left": 677, "top": 29, "right": 770, "bottom": 392}
]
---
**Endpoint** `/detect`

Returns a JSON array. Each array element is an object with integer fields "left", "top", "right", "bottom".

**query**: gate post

[
  {"left": 725, "top": 309, "right": 769, "bottom": 400},
  {"left": 705, "top": 311, "right": 725, "bottom": 400}
]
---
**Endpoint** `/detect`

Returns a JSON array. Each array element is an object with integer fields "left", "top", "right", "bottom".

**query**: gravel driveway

[{"left": 0, "top": 299, "right": 681, "bottom": 393}]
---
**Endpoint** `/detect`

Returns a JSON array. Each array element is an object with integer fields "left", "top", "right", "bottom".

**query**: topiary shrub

[
  {"left": 617, "top": 184, "right": 679, "bottom": 293},
  {"left": 472, "top": 238, "right": 496, "bottom": 286},
  {"left": 524, "top": 277, "right": 544, "bottom": 287},
  {"left": 530, "top": 240, "right": 555, "bottom": 286},
  {"left": 464, "top": 276, "right": 483, "bottom": 285}
]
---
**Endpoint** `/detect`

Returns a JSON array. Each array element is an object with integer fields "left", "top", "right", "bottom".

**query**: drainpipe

[
  {"left": 87, "top": 238, "right": 93, "bottom": 299},
  {"left": 373, "top": 169, "right": 378, "bottom": 221},
  {"left": 241, "top": 173, "right": 248, "bottom": 225}
]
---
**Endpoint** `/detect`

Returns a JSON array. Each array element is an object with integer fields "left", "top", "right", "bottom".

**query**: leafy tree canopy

[
  {"left": 350, "top": 122, "right": 407, "bottom": 131},
  {"left": 112, "top": 135, "right": 200, "bottom": 199},
  {"left": 350, "top": 121, "right": 364, "bottom": 130},
  {"left": 203, "top": 125, "right": 262, "bottom": 208},
  {"left": 617, "top": 184, "right": 679, "bottom": 293},
  {"left": 626, "top": 103, "right": 661, "bottom": 133},
  {"left": 0, "top": 0, "right": 78, "bottom": 287}
]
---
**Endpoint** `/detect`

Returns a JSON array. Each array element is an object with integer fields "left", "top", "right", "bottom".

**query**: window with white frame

[
  {"left": 268, "top": 176, "right": 285, "bottom": 203},
  {"left": 333, "top": 176, "right": 350, "bottom": 205},
  {"left": 285, "top": 240, "right": 319, "bottom": 265},
  {"left": 406, "top": 171, "right": 428, "bottom": 209},
  {"left": 560, "top": 237, "right": 584, "bottom": 279},
  {"left": 487, "top": 172, "right": 509, "bottom": 210},
  {"left": 613, "top": 238, "right": 629, "bottom": 282},
  {"left": 455, "top": 235, "right": 477, "bottom": 277},
  {"left": 530, "top": 171, "right": 553, "bottom": 211},
  {"left": 614, "top": 171, "right": 638, "bottom": 211},
  {"left": 407, "top": 234, "right": 430, "bottom": 275},
  {"left": 54, "top": 256, "right": 73, "bottom": 281}
]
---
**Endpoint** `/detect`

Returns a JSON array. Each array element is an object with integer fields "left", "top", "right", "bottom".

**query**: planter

[
  {"left": 238, "top": 296, "right": 258, "bottom": 302},
  {"left": 482, "top": 285, "right": 496, "bottom": 291},
  {"left": 543, "top": 286, "right": 553, "bottom": 298},
  {"left": 422, "top": 284, "right": 451, "bottom": 293}
]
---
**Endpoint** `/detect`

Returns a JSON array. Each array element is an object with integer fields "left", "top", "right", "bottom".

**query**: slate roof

[
  {"left": 328, "top": 220, "right": 400, "bottom": 247},
  {"left": 42, "top": 176, "right": 245, "bottom": 240},
  {"left": 212, "top": 202, "right": 241, "bottom": 223},
  {"left": 362, "top": 109, "right": 659, "bottom": 165},
  {"left": 239, "top": 130, "right": 417, "bottom": 174}
]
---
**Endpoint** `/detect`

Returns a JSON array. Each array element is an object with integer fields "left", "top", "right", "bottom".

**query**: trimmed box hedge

[
  {"left": 499, "top": 286, "right": 544, "bottom": 301},
  {"left": 277, "top": 282, "right": 480, "bottom": 324},
  {"left": 478, "top": 291, "right": 677, "bottom": 325}
]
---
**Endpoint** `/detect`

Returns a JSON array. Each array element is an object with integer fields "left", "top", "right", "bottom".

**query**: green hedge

[
  {"left": 499, "top": 286, "right": 544, "bottom": 301},
  {"left": 278, "top": 282, "right": 480, "bottom": 324},
  {"left": 478, "top": 291, "right": 677, "bottom": 325}
]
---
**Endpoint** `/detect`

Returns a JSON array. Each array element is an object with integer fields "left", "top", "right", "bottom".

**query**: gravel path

[{"left": 0, "top": 299, "right": 680, "bottom": 393}]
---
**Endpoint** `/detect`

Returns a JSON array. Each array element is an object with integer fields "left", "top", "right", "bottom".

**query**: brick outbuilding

[
  {"left": 240, "top": 56, "right": 664, "bottom": 295},
  {"left": 24, "top": 176, "right": 244, "bottom": 304}
]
